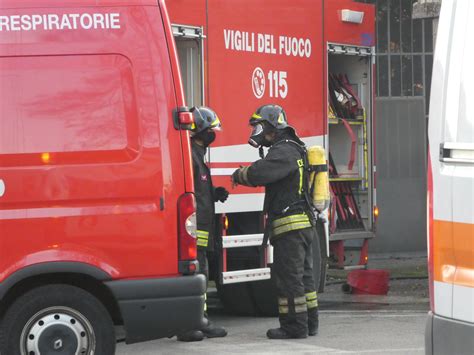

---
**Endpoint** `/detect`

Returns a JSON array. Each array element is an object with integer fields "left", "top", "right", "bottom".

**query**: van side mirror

[
  {"left": 174, "top": 107, "right": 194, "bottom": 130},
  {"left": 179, "top": 112, "right": 194, "bottom": 125}
]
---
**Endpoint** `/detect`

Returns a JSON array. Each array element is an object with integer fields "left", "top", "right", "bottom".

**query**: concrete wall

[{"left": 370, "top": 98, "right": 427, "bottom": 253}]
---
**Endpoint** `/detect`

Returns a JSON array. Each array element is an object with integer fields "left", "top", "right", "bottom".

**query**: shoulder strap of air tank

[{"left": 275, "top": 140, "right": 316, "bottom": 222}]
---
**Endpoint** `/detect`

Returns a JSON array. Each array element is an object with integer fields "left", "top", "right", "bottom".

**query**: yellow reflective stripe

[
  {"left": 210, "top": 115, "right": 221, "bottom": 128},
  {"left": 278, "top": 297, "right": 288, "bottom": 306},
  {"left": 297, "top": 159, "right": 304, "bottom": 195},
  {"left": 279, "top": 306, "right": 289, "bottom": 314},
  {"left": 305, "top": 291, "right": 317, "bottom": 301},
  {"left": 273, "top": 221, "right": 312, "bottom": 236},
  {"left": 307, "top": 300, "right": 318, "bottom": 309},
  {"left": 278, "top": 112, "right": 285, "bottom": 124},
  {"left": 251, "top": 113, "right": 262, "bottom": 119},
  {"left": 196, "top": 230, "right": 209, "bottom": 238},
  {"left": 197, "top": 239, "right": 208, "bottom": 247},
  {"left": 197, "top": 230, "right": 209, "bottom": 247},
  {"left": 294, "top": 296, "right": 306, "bottom": 305},
  {"left": 272, "top": 213, "right": 309, "bottom": 228},
  {"left": 295, "top": 304, "right": 308, "bottom": 313}
]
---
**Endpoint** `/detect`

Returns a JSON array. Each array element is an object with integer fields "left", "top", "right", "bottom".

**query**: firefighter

[
  {"left": 178, "top": 106, "right": 229, "bottom": 342},
  {"left": 231, "top": 104, "right": 320, "bottom": 339}
]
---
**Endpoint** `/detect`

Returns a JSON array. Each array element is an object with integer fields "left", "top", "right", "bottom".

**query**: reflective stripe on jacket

[
  {"left": 272, "top": 213, "right": 312, "bottom": 237},
  {"left": 192, "top": 140, "right": 215, "bottom": 250}
]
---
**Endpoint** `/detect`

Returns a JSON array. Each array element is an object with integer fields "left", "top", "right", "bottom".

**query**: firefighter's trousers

[
  {"left": 197, "top": 247, "right": 209, "bottom": 316},
  {"left": 272, "top": 227, "right": 320, "bottom": 336}
]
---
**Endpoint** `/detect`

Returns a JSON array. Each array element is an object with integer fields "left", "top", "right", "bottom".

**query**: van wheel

[{"left": 0, "top": 284, "right": 115, "bottom": 355}]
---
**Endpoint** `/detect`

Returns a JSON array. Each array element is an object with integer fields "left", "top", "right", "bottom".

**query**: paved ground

[
  {"left": 117, "top": 255, "right": 429, "bottom": 355},
  {"left": 117, "top": 309, "right": 427, "bottom": 355}
]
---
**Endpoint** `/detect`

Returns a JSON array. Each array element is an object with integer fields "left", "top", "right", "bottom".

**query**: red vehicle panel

[
  {"left": 0, "top": 5, "right": 182, "bottom": 280},
  {"left": 324, "top": 0, "right": 376, "bottom": 47},
  {"left": 0, "top": 0, "right": 204, "bottom": 348}
]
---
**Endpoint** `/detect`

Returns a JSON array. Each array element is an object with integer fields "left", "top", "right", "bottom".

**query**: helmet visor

[{"left": 250, "top": 123, "right": 264, "bottom": 137}]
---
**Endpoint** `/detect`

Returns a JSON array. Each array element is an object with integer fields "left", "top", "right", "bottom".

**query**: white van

[{"left": 426, "top": 0, "right": 474, "bottom": 354}]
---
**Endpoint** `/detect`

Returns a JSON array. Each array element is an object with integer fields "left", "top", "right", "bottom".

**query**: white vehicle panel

[
  {"left": 452, "top": 283, "right": 474, "bottom": 323},
  {"left": 434, "top": 281, "right": 453, "bottom": 318}
]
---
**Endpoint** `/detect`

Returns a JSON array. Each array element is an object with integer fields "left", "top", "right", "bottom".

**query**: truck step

[
  {"left": 222, "top": 233, "right": 264, "bottom": 248},
  {"left": 222, "top": 268, "right": 271, "bottom": 284},
  {"left": 343, "top": 265, "right": 367, "bottom": 270}
]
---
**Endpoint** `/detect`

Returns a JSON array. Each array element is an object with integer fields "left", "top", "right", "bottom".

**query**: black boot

[
  {"left": 201, "top": 321, "right": 227, "bottom": 338},
  {"left": 267, "top": 328, "right": 307, "bottom": 339},
  {"left": 308, "top": 308, "right": 319, "bottom": 336},
  {"left": 177, "top": 330, "right": 204, "bottom": 342}
]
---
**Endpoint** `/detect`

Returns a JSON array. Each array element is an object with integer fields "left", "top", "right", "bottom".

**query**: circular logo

[
  {"left": 0, "top": 179, "right": 4, "bottom": 197},
  {"left": 252, "top": 67, "right": 265, "bottom": 99}
]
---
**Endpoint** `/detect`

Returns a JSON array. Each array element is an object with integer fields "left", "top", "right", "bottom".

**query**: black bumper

[
  {"left": 425, "top": 311, "right": 474, "bottom": 355},
  {"left": 105, "top": 274, "right": 206, "bottom": 344}
]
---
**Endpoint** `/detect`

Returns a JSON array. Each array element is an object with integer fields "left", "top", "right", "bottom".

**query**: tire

[
  {"left": 250, "top": 275, "right": 278, "bottom": 316},
  {"left": 216, "top": 250, "right": 259, "bottom": 316},
  {"left": 216, "top": 246, "right": 279, "bottom": 317},
  {"left": 217, "top": 277, "right": 278, "bottom": 317},
  {"left": 217, "top": 224, "right": 327, "bottom": 316},
  {"left": 217, "top": 282, "right": 257, "bottom": 316},
  {"left": 0, "top": 284, "right": 115, "bottom": 355}
]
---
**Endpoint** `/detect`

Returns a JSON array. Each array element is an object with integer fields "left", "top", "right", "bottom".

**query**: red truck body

[
  {"left": 167, "top": 0, "right": 376, "bottom": 314},
  {"left": 0, "top": 0, "right": 204, "bottom": 350}
]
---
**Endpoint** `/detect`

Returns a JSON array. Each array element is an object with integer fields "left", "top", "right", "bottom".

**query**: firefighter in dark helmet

[
  {"left": 232, "top": 104, "right": 320, "bottom": 339},
  {"left": 178, "top": 106, "right": 229, "bottom": 342}
]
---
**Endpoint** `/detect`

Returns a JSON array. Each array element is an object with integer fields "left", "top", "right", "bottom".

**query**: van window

[
  {"left": 457, "top": 15, "right": 474, "bottom": 144},
  {"left": 172, "top": 24, "right": 204, "bottom": 107},
  {"left": 0, "top": 54, "right": 138, "bottom": 163}
]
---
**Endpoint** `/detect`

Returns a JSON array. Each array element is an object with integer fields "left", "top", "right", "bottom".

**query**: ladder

[{"left": 219, "top": 217, "right": 273, "bottom": 284}]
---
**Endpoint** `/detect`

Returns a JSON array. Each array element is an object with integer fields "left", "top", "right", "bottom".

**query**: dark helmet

[
  {"left": 249, "top": 104, "right": 288, "bottom": 129},
  {"left": 190, "top": 106, "right": 222, "bottom": 133}
]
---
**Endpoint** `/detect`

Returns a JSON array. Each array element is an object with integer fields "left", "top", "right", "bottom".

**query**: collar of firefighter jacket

[
  {"left": 272, "top": 127, "right": 304, "bottom": 147},
  {"left": 191, "top": 138, "right": 207, "bottom": 157}
]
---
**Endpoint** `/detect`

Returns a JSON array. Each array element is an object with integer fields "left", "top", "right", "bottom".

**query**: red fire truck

[{"left": 168, "top": 0, "right": 377, "bottom": 315}]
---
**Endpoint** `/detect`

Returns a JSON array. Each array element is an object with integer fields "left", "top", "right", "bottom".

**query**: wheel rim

[{"left": 20, "top": 306, "right": 96, "bottom": 355}]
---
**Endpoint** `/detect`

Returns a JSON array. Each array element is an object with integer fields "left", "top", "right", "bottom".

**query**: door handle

[
  {"left": 440, "top": 143, "right": 474, "bottom": 164},
  {"left": 0, "top": 179, "right": 5, "bottom": 197}
]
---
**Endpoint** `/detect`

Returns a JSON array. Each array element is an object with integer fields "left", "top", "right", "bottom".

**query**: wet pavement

[{"left": 117, "top": 255, "right": 429, "bottom": 354}]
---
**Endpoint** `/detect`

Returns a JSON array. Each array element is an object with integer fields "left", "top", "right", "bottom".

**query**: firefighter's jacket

[
  {"left": 239, "top": 131, "right": 313, "bottom": 240},
  {"left": 192, "top": 140, "right": 215, "bottom": 250}
]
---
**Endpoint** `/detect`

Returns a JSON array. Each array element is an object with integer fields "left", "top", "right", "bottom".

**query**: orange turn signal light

[
  {"left": 223, "top": 215, "right": 229, "bottom": 230},
  {"left": 41, "top": 152, "right": 51, "bottom": 164},
  {"left": 373, "top": 206, "right": 379, "bottom": 219}
]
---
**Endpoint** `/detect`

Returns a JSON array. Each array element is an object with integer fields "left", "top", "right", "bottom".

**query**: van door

[{"left": 429, "top": 0, "right": 460, "bottom": 320}]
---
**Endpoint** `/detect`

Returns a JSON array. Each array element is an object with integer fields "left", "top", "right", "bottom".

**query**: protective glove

[
  {"left": 231, "top": 169, "right": 240, "bottom": 187},
  {"left": 214, "top": 187, "right": 229, "bottom": 203},
  {"left": 232, "top": 167, "right": 255, "bottom": 187}
]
